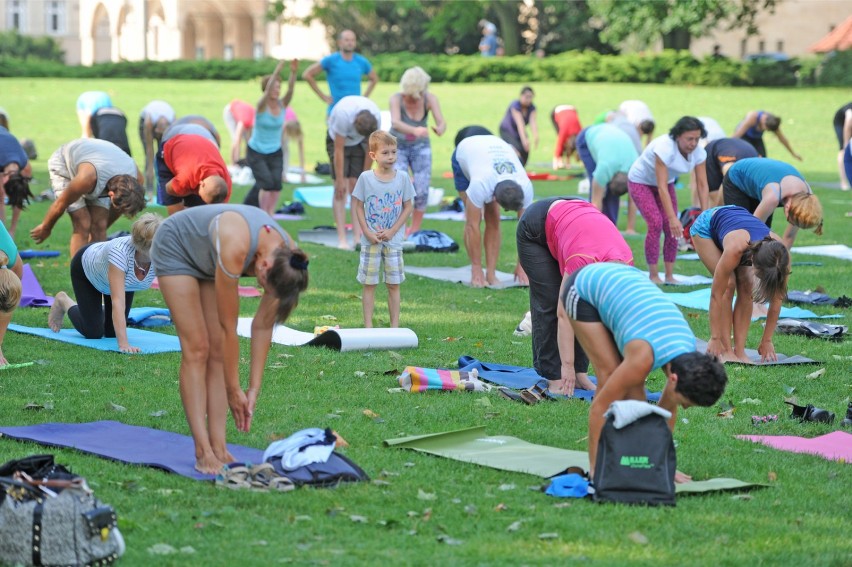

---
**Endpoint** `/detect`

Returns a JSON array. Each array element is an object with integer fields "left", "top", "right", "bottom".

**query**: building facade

[{"left": 0, "top": 0, "right": 329, "bottom": 65}]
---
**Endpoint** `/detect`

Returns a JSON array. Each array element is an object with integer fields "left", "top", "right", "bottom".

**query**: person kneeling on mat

[{"left": 563, "top": 262, "right": 727, "bottom": 482}]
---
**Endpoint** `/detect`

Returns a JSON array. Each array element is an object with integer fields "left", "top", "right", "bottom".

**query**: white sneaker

[{"left": 513, "top": 311, "right": 532, "bottom": 337}]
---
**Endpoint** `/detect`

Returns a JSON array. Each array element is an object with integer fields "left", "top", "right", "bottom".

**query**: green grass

[{"left": 0, "top": 79, "right": 850, "bottom": 566}]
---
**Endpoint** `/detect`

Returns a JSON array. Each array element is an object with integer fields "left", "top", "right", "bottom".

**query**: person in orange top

[
  {"left": 551, "top": 105, "right": 582, "bottom": 170},
  {"left": 157, "top": 123, "right": 231, "bottom": 216}
]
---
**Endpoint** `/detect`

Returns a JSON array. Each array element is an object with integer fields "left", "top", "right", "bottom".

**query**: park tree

[{"left": 589, "top": 0, "right": 777, "bottom": 51}]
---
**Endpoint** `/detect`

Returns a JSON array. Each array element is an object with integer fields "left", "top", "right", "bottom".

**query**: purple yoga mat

[
  {"left": 737, "top": 431, "right": 852, "bottom": 463},
  {"left": 0, "top": 421, "right": 264, "bottom": 480},
  {"left": 20, "top": 264, "right": 54, "bottom": 307}
]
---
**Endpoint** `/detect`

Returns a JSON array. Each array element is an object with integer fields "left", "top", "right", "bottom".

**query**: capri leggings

[
  {"left": 628, "top": 180, "right": 679, "bottom": 265},
  {"left": 395, "top": 141, "right": 432, "bottom": 211},
  {"left": 68, "top": 244, "right": 134, "bottom": 339}
]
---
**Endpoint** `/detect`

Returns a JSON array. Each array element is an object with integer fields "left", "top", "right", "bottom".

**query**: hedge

[{"left": 1, "top": 49, "right": 849, "bottom": 87}]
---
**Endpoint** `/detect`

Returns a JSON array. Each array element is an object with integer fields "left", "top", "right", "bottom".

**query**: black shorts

[
  {"left": 561, "top": 269, "right": 602, "bottom": 323},
  {"left": 326, "top": 132, "right": 367, "bottom": 180},
  {"left": 155, "top": 143, "right": 205, "bottom": 208},
  {"left": 247, "top": 146, "right": 283, "bottom": 191},
  {"left": 741, "top": 134, "right": 766, "bottom": 158},
  {"left": 722, "top": 174, "right": 772, "bottom": 228}
]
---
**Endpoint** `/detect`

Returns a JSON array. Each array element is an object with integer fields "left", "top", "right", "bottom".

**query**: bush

[{"left": 0, "top": 50, "right": 818, "bottom": 88}]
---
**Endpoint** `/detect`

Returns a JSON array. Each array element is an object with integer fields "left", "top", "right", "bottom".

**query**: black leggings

[
  {"left": 68, "top": 244, "right": 134, "bottom": 339},
  {"left": 516, "top": 197, "right": 590, "bottom": 379}
]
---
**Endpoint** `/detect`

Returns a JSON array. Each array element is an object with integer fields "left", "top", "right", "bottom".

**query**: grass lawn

[{"left": 0, "top": 79, "right": 850, "bottom": 566}]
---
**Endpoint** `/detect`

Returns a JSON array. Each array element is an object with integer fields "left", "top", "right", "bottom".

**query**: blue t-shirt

[
  {"left": 480, "top": 34, "right": 498, "bottom": 57},
  {"left": 76, "top": 91, "right": 112, "bottom": 113},
  {"left": 708, "top": 205, "right": 770, "bottom": 250},
  {"left": 321, "top": 53, "right": 372, "bottom": 113},
  {"left": 725, "top": 158, "right": 805, "bottom": 201},
  {"left": 248, "top": 109, "right": 285, "bottom": 154},
  {"left": 586, "top": 124, "right": 638, "bottom": 187},
  {"left": 573, "top": 263, "right": 695, "bottom": 370},
  {"left": 0, "top": 127, "right": 27, "bottom": 169}
]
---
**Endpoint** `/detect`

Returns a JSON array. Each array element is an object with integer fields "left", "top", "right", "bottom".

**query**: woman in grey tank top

[
  {"left": 388, "top": 66, "right": 447, "bottom": 235},
  {"left": 150, "top": 204, "right": 309, "bottom": 474}
]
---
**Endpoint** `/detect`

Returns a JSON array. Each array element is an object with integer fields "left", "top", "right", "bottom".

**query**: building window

[
  {"left": 253, "top": 41, "right": 263, "bottom": 60},
  {"left": 45, "top": 1, "right": 66, "bottom": 35},
  {"left": 758, "top": 39, "right": 765, "bottom": 52},
  {"left": 223, "top": 44, "right": 234, "bottom": 61},
  {"left": 776, "top": 40, "right": 784, "bottom": 53},
  {"left": 7, "top": 0, "right": 26, "bottom": 32},
  {"left": 740, "top": 38, "right": 747, "bottom": 58},
  {"left": 195, "top": 46, "right": 205, "bottom": 60}
]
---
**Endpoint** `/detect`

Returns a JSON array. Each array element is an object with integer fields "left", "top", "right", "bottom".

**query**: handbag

[{"left": 0, "top": 455, "right": 125, "bottom": 566}]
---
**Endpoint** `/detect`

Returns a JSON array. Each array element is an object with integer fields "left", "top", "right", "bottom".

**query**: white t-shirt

[
  {"left": 453, "top": 135, "right": 533, "bottom": 210},
  {"left": 618, "top": 100, "right": 653, "bottom": 127},
  {"left": 698, "top": 116, "right": 726, "bottom": 146},
  {"left": 82, "top": 236, "right": 157, "bottom": 295},
  {"left": 327, "top": 96, "right": 381, "bottom": 147},
  {"left": 628, "top": 134, "right": 707, "bottom": 186},
  {"left": 140, "top": 100, "right": 175, "bottom": 123}
]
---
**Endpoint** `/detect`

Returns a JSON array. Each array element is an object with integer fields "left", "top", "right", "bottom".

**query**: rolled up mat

[
  {"left": 236, "top": 318, "right": 418, "bottom": 351},
  {"left": 404, "top": 265, "right": 528, "bottom": 289},
  {"left": 0, "top": 421, "right": 263, "bottom": 480},
  {"left": 127, "top": 307, "right": 172, "bottom": 327},
  {"left": 19, "top": 264, "right": 53, "bottom": 307},
  {"left": 19, "top": 249, "right": 61, "bottom": 259},
  {"left": 8, "top": 324, "right": 181, "bottom": 354}
]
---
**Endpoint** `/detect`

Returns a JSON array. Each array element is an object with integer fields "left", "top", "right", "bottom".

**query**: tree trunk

[
  {"left": 662, "top": 28, "right": 691, "bottom": 51},
  {"left": 490, "top": 0, "right": 520, "bottom": 55}
]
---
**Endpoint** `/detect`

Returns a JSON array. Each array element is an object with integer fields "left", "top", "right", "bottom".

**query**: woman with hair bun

[
  {"left": 627, "top": 116, "right": 710, "bottom": 283},
  {"left": 722, "top": 157, "right": 822, "bottom": 248},
  {"left": 49, "top": 213, "right": 164, "bottom": 353},
  {"left": 0, "top": 222, "right": 23, "bottom": 366},
  {"left": 149, "top": 204, "right": 309, "bottom": 475},
  {"left": 690, "top": 205, "right": 790, "bottom": 363},
  {"left": 389, "top": 66, "right": 447, "bottom": 235}
]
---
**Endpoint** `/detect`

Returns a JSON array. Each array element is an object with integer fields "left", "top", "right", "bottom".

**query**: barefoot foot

[
  {"left": 576, "top": 375, "right": 597, "bottom": 391},
  {"left": 195, "top": 454, "right": 226, "bottom": 475},
  {"left": 48, "top": 292, "right": 70, "bottom": 332},
  {"left": 664, "top": 277, "right": 680, "bottom": 285},
  {"left": 649, "top": 276, "right": 664, "bottom": 285},
  {"left": 213, "top": 448, "right": 236, "bottom": 465}
]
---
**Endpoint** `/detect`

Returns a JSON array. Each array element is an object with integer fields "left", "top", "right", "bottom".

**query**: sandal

[
  {"left": 267, "top": 476, "right": 296, "bottom": 492},
  {"left": 497, "top": 387, "right": 524, "bottom": 403},
  {"left": 520, "top": 384, "right": 549, "bottom": 406},
  {"left": 248, "top": 463, "right": 278, "bottom": 489},
  {"left": 785, "top": 401, "right": 835, "bottom": 424},
  {"left": 215, "top": 465, "right": 252, "bottom": 490}
]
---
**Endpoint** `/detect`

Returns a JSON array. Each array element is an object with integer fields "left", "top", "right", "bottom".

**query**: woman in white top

[
  {"left": 48, "top": 214, "right": 162, "bottom": 353},
  {"left": 627, "top": 116, "right": 710, "bottom": 284}
]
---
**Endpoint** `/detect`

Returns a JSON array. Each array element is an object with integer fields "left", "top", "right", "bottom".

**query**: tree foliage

[
  {"left": 589, "top": 0, "right": 777, "bottom": 50},
  {"left": 0, "top": 30, "right": 64, "bottom": 62}
]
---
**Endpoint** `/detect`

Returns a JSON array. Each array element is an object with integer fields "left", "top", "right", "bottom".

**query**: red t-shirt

[
  {"left": 164, "top": 134, "right": 231, "bottom": 199},
  {"left": 553, "top": 106, "right": 582, "bottom": 158},
  {"left": 229, "top": 100, "right": 255, "bottom": 128}
]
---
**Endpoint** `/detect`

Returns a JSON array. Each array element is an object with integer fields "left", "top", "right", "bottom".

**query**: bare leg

[
  {"left": 362, "top": 284, "right": 376, "bottom": 328},
  {"left": 839, "top": 150, "right": 850, "bottom": 190},
  {"left": 407, "top": 209, "right": 425, "bottom": 236},
  {"left": 158, "top": 275, "right": 224, "bottom": 475},
  {"left": 732, "top": 267, "right": 755, "bottom": 363},
  {"left": 0, "top": 311, "right": 13, "bottom": 365},
  {"left": 663, "top": 261, "right": 678, "bottom": 284},
  {"left": 347, "top": 178, "right": 361, "bottom": 244},
  {"left": 625, "top": 196, "right": 639, "bottom": 234},
  {"left": 258, "top": 189, "right": 280, "bottom": 217},
  {"left": 48, "top": 291, "right": 76, "bottom": 332},
  {"left": 68, "top": 209, "right": 93, "bottom": 258},
  {"left": 387, "top": 283, "right": 400, "bottom": 328},
  {"left": 332, "top": 183, "right": 349, "bottom": 249},
  {"left": 482, "top": 201, "right": 501, "bottom": 285},
  {"left": 88, "top": 205, "right": 110, "bottom": 246},
  {"left": 647, "top": 263, "right": 663, "bottom": 284},
  {"left": 166, "top": 203, "right": 185, "bottom": 217},
  {"left": 198, "top": 281, "right": 234, "bottom": 465}
]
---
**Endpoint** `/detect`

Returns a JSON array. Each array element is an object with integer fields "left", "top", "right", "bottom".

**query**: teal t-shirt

[
  {"left": 0, "top": 223, "right": 17, "bottom": 268},
  {"left": 586, "top": 124, "right": 638, "bottom": 187},
  {"left": 725, "top": 158, "right": 804, "bottom": 201}
]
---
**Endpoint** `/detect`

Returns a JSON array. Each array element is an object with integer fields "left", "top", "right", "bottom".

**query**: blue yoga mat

[
  {"left": 664, "top": 288, "right": 842, "bottom": 319},
  {"left": 19, "top": 249, "right": 61, "bottom": 259},
  {"left": 0, "top": 421, "right": 263, "bottom": 480},
  {"left": 293, "top": 185, "right": 348, "bottom": 209},
  {"left": 127, "top": 307, "right": 172, "bottom": 327},
  {"left": 457, "top": 356, "right": 662, "bottom": 403},
  {"left": 8, "top": 324, "right": 181, "bottom": 353}
]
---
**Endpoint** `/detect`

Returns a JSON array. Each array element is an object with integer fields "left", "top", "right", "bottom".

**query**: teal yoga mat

[
  {"left": 293, "top": 186, "right": 346, "bottom": 209},
  {"left": 385, "top": 426, "right": 765, "bottom": 494},
  {"left": 664, "top": 288, "right": 842, "bottom": 319},
  {"left": 8, "top": 324, "right": 181, "bottom": 354}
]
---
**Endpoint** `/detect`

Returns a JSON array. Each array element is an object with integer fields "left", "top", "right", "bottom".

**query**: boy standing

[{"left": 352, "top": 132, "right": 414, "bottom": 328}]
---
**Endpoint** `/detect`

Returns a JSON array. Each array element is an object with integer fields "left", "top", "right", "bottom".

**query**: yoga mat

[
  {"left": 19, "top": 249, "right": 60, "bottom": 259},
  {"left": 293, "top": 186, "right": 346, "bottom": 209},
  {"left": 422, "top": 211, "right": 515, "bottom": 222},
  {"left": 272, "top": 213, "right": 305, "bottom": 221},
  {"left": 285, "top": 170, "right": 325, "bottom": 185},
  {"left": 695, "top": 338, "right": 818, "bottom": 365},
  {"left": 457, "top": 355, "right": 662, "bottom": 403},
  {"left": 20, "top": 264, "right": 54, "bottom": 307},
  {"left": 236, "top": 318, "right": 418, "bottom": 351},
  {"left": 8, "top": 324, "right": 181, "bottom": 354},
  {"left": 665, "top": 274, "right": 714, "bottom": 286},
  {"left": 737, "top": 431, "right": 852, "bottom": 463},
  {"left": 790, "top": 244, "right": 852, "bottom": 262},
  {"left": 676, "top": 253, "right": 822, "bottom": 267},
  {"left": 127, "top": 307, "right": 172, "bottom": 327},
  {"left": 298, "top": 227, "right": 354, "bottom": 249},
  {"left": 404, "top": 265, "right": 528, "bottom": 289},
  {"left": 150, "top": 278, "right": 261, "bottom": 297},
  {"left": 665, "top": 288, "right": 842, "bottom": 319},
  {"left": 385, "top": 426, "right": 764, "bottom": 494},
  {"left": 0, "top": 421, "right": 263, "bottom": 480}
]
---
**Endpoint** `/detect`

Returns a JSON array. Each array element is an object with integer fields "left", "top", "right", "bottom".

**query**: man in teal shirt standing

[{"left": 302, "top": 30, "right": 379, "bottom": 114}]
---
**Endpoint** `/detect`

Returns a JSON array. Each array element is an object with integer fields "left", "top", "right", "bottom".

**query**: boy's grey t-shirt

[{"left": 352, "top": 169, "right": 415, "bottom": 247}]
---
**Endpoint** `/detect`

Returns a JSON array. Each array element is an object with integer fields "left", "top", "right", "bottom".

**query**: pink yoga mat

[
  {"left": 737, "top": 431, "right": 852, "bottom": 463},
  {"left": 151, "top": 277, "right": 261, "bottom": 297}
]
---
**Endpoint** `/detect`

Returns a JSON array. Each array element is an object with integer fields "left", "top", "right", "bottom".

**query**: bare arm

[
  {"left": 693, "top": 161, "right": 710, "bottom": 210},
  {"left": 246, "top": 291, "right": 278, "bottom": 428},
  {"left": 107, "top": 264, "right": 137, "bottom": 353},
  {"left": 706, "top": 241, "right": 743, "bottom": 357},
  {"left": 302, "top": 62, "right": 332, "bottom": 105},
  {"left": 511, "top": 107, "right": 529, "bottom": 149},
  {"left": 143, "top": 117, "right": 155, "bottom": 190},
  {"left": 463, "top": 195, "right": 485, "bottom": 287},
  {"left": 387, "top": 199, "right": 414, "bottom": 237},
  {"left": 529, "top": 109, "right": 539, "bottom": 149},
  {"left": 30, "top": 163, "right": 97, "bottom": 242},
  {"left": 752, "top": 184, "right": 779, "bottom": 224},
  {"left": 555, "top": 290, "right": 577, "bottom": 395},
  {"left": 427, "top": 93, "right": 447, "bottom": 136},
  {"left": 257, "top": 60, "right": 286, "bottom": 113},
  {"left": 773, "top": 128, "right": 802, "bottom": 161},
  {"left": 280, "top": 59, "right": 298, "bottom": 108},
  {"left": 389, "top": 94, "right": 427, "bottom": 138},
  {"left": 732, "top": 111, "right": 758, "bottom": 139},
  {"left": 363, "top": 68, "right": 379, "bottom": 99},
  {"left": 591, "top": 179, "right": 606, "bottom": 211},
  {"left": 781, "top": 224, "right": 799, "bottom": 250},
  {"left": 231, "top": 122, "right": 244, "bottom": 165},
  {"left": 653, "top": 156, "right": 682, "bottom": 237},
  {"left": 843, "top": 110, "right": 852, "bottom": 148},
  {"left": 351, "top": 195, "right": 378, "bottom": 244}
]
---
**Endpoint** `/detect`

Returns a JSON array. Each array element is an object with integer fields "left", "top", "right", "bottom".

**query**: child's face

[{"left": 371, "top": 144, "right": 397, "bottom": 169}]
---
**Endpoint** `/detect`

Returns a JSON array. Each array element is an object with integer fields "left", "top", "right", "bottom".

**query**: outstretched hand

[{"left": 227, "top": 388, "right": 252, "bottom": 433}]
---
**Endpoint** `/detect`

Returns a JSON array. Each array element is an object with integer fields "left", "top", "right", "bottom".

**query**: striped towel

[{"left": 398, "top": 367, "right": 490, "bottom": 393}]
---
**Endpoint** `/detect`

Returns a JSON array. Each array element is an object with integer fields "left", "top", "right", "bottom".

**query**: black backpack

[
  {"left": 593, "top": 413, "right": 676, "bottom": 506},
  {"left": 406, "top": 230, "right": 459, "bottom": 253}
]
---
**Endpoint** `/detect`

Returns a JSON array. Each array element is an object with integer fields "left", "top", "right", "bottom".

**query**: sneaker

[{"left": 513, "top": 311, "right": 532, "bottom": 337}]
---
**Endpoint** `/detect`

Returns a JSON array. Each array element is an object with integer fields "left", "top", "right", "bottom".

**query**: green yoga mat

[{"left": 385, "top": 426, "right": 765, "bottom": 495}]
